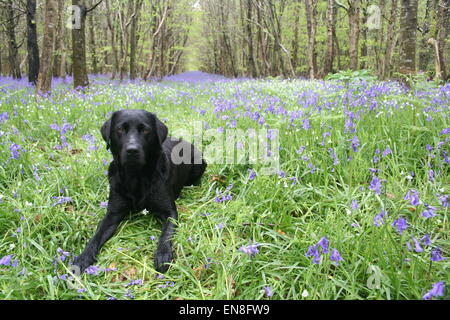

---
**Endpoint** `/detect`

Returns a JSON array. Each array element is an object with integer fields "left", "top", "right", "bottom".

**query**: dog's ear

[
  {"left": 148, "top": 112, "right": 168, "bottom": 147},
  {"left": 100, "top": 115, "right": 112, "bottom": 150}
]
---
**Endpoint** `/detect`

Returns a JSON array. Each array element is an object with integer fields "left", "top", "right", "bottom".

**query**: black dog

[{"left": 72, "top": 109, "right": 206, "bottom": 273}]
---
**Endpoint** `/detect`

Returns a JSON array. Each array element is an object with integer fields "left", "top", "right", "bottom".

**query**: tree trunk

[
  {"left": 246, "top": 0, "right": 257, "bottom": 77},
  {"left": 291, "top": 0, "right": 301, "bottom": 75},
  {"left": 305, "top": 0, "right": 318, "bottom": 79},
  {"left": 418, "top": 0, "right": 433, "bottom": 71},
  {"left": 105, "top": 0, "right": 119, "bottom": 79},
  {"left": 348, "top": 0, "right": 361, "bottom": 71},
  {"left": 360, "top": 3, "right": 368, "bottom": 69},
  {"left": 435, "top": 0, "right": 448, "bottom": 81},
  {"left": 72, "top": 0, "right": 89, "bottom": 89},
  {"left": 5, "top": 0, "right": 21, "bottom": 79},
  {"left": 129, "top": 0, "right": 143, "bottom": 80},
  {"left": 26, "top": 0, "right": 40, "bottom": 84},
  {"left": 381, "top": 0, "right": 399, "bottom": 80},
  {"left": 398, "top": 0, "right": 418, "bottom": 77},
  {"left": 36, "top": 0, "right": 57, "bottom": 94},
  {"left": 323, "top": 0, "right": 335, "bottom": 76},
  {"left": 88, "top": 13, "right": 98, "bottom": 74}
]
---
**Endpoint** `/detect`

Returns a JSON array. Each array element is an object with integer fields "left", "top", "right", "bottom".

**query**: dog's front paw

[
  {"left": 154, "top": 242, "right": 173, "bottom": 273},
  {"left": 72, "top": 254, "right": 96, "bottom": 274}
]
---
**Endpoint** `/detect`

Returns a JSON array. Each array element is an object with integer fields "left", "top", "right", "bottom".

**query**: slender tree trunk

[
  {"left": 36, "top": 0, "right": 57, "bottom": 94},
  {"left": 381, "top": 0, "right": 399, "bottom": 80},
  {"left": 246, "top": 0, "right": 257, "bottom": 77},
  {"left": 88, "top": 13, "right": 98, "bottom": 74},
  {"left": 348, "top": 0, "right": 361, "bottom": 71},
  {"left": 360, "top": 3, "right": 368, "bottom": 69},
  {"left": 5, "top": 0, "right": 21, "bottom": 79},
  {"left": 418, "top": 0, "right": 433, "bottom": 71},
  {"left": 398, "top": 0, "right": 419, "bottom": 77},
  {"left": 72, "top": 0, "right": 89, "bottom": 89},
  {"left": 26, "top": 0, "right": 40, "bottom": 84},
  {"left": 435, "top": 0, "right": 448, "bottom": 81},
  {"left": 291, "top": 0, "right": 301, "bottom": 75},
  {"left": 305, "top": 0, "right": 318, "bottom": 79},
  {"left": 105, "top": 0, "right": 119, "bottom": 79},
  {"left": 129, "top": 0, "right": 143, "bottom": 80},
  {"left": 323, "top": 0, "right": 335, "bottom": 76}
]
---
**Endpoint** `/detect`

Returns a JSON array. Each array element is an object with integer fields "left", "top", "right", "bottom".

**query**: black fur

[{"left": 72, "top": 109, "right": 206, "bottom": 273}]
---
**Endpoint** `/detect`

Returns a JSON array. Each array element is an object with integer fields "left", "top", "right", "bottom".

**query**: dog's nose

[{"left": 126, "top": 146, "right": 139, "bottom": 155}]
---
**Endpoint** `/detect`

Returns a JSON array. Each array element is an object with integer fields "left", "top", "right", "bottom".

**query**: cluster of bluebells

[
  {"left": 215, "top": 183, "right": 234, "bottom": 203},
  {"left": 239, "top": 242, "right": 261, "bottom": 259},
  {"left": 50, "top": 120, "right": 74, "bottom": 150},
  {"left": 305, "top": 237, "right": 343, "bottom": 266},
  {"left": 0, "top": 254, "right": 19, "bottom": 268},
  {"left": 82, "top": 134, "right": 98, "bottom": 151},
  {"left": 52, "top": 196, "right": 73, "bottom": 206}
]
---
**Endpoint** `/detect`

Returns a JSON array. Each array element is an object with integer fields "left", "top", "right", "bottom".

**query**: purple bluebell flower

[
  {"left": 422, "top": 204, "right": 437, "bottom": 219},
  {"left": 369, "top": 175, "right": 382, "bottom": 195},
  {"left": 412, "top": 238, "right": 423, "bottom": 253},
  {"left": 302, "top": 118, "right": 311, "bottom": 130},
  {"left": 404, "top": 190, "right": 420, "bottom": 206},
  {"left": 421, "top": 234, "right": 431, "bottom": 246},
  {"left": 57, "top": 248, "right": 70, "bottom": 261},
  {"left": 85, "top": 265, "right": 100, "bottom": 275},
  {"left": 124, "top": 290, "right": 135, "bottom": 299},
  {"left": 0, "top": 254, "right": 13, "bottom": 266},
  {"left": 439, "top": 128, "right": 450, "bottom": 135},
  {"left": 330, "top": 248, "right": 343, "bottom": 265},
  {"left": 438, "top": 194, "right": 449, "bottom": 207},
  {"left": 239, "top": 242, "right": 261, "bottom": 258},
  {"left": 296, "top": 146, "right": 306, "bottom": 154},
  {"left": 149, "top": 235, "right": 156, "bottom": 241},
  {"left": 351, "top": 200, "right": 359, "bottom": 211},
  {"left": 317, "top": 237, "right": 329, "bottom": 254},
  {"left": 263, "top": 286, "right": 273, "bottom": 297},
  {"left": 431, "top": 248, "right": 444, "bottom": 262},
  {"left": 349, "top": 136, "right": 360, "bottom": 152},
  {"left": 10, "top": 143, "right": 21, "bottom": 160},
  {"left": 248, "top": 169, "right": 256, "bottom": 181},
  {"left": 423, "top": 281, "right": 445, "bottom": 300},
  {"left": 382, "top": 147, "right": 391, "bottom": 157},
  {"left": 215, "top": 194, "right": 233, "bottom": 203},
  {"left": 0, "top": 112, "right": 9, "bottom": 123},
  {"left": 306, "top": 245, "right": 321, "bottom": 264},
  {"left": 215, "top": 223, "right": 225, "bottom": 230},
  {"left": 392, "top": 217, "right": 408, "bottom": 235},
  {"left": 126, "top": 279, "right": 143, "bottom": 287},
  {"left": 328, "top": 148, "right": 339, "bottom": 165},
  {"left": 100, "top": 201, "right": 108, "bottom": 208},
  {"left": 428, "top": 169, "right": 435, "bottom": 182},
  {"left": 52, "top": 196, "right": 73, "bottom": 206}
]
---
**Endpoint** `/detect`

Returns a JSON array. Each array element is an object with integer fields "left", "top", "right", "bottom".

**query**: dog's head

[{"left": 101, "top": 109, "right": 168, "bottom": 169}]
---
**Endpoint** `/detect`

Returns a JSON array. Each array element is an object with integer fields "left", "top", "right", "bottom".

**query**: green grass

[{"left": 0, "top": 76, "right": 448, "bottom": 300}]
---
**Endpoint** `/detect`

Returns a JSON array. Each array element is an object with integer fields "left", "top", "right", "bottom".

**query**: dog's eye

[
  {"left": 142, "top": 128, "right": 151, "bottom": 135},
  {"left": 116, "top": 128, "right": 125, "bottom": 134}
]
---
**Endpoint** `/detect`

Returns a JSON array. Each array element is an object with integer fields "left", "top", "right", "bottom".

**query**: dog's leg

[
  {"left": 154, "top": 205, "right": 178, "bottom": 273},
  {"left": 72, "top": 197, "right": 128, "bottom": 273}
]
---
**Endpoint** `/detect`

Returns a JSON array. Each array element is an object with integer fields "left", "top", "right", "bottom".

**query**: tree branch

[{"left": 86, "top": 0, "right": 103, "bottom": 13}]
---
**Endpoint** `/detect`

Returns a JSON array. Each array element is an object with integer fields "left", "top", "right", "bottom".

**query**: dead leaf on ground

[
  {"left": 69, "top": 148, "right": 84, "bottom": 155},
  {"left": 210, "top": 175, "right": 226, "bottom": 184}
]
